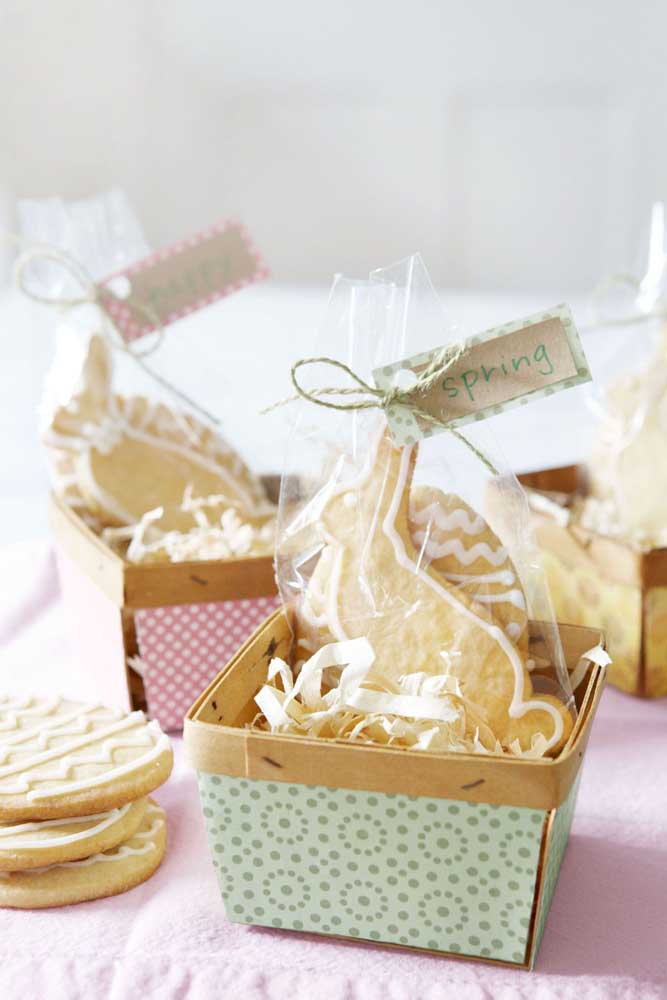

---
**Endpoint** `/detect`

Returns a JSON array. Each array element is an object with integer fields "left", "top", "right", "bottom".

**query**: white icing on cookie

[
  {"left": 411, "top": 502, "right": 485, "bottom": 536},
  {"left": 470, "top": 589, "right": 526, "bottom": 612},
  {"left": 0, "top": 699, "right": 170, "bottom": 801},
  {"left": 440, "top": 570, "right": 516, "bottom": 587},
  {"left": 0, "top": 803, "right": 164, "bottom": 876},
  {"left": 298, "top": 425, "right": 563, "bottom": 751},
  {"left": 409, "top": 487, "right": 530, "bottom": 652},
  {"left": 43, "top": 335, "right": 273, "bottom": 528},
  {"left": 0, "top": 704, "right": 119, "bottom": 762},
  {"left": 0, "top": 804, "right": 131, "bottom": 850},
  {"left": 385, "top": 447, "right": 563, "bottom": 748},
  {"left": 413, "top": 532, "right": 509, "bottom": 567},
  {"left": 324, "top": 544, "right": 347, "bottom": 642},
  {"left": 0, "top": 695, "right": 64, "bottom": 730}
]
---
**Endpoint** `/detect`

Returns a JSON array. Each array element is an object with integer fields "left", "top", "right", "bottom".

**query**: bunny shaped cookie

[{"left": 296, "top": 423, "right": 572, "bottom": 755}]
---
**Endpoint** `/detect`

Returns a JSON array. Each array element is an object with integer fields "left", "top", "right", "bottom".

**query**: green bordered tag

[{"left": 372, "top": 303, "right": 590, "bottom": 446}]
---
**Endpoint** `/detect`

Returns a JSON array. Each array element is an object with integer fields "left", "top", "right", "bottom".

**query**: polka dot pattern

[
  {"left": 135, "top": 595, "right": 280, "bottom": 731},
  {"left": 198, "top": 773, "right": 549, "bottom": 964},
  {"left": 373, "top": 306, "right": 589, "bottom": 447},
  {"left": 532, "top": 774, "right": 580, "bottom": 961}
]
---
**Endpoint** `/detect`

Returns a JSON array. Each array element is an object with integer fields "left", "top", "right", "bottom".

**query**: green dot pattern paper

[
  {"left": 531, "top": 774, "right": 581, "bottom": 962},
  {"left": 198, "top": 773, "right": 550, "bottom": 965}
]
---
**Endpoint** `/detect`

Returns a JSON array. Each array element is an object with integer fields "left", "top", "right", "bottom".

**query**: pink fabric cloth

[{"left": 0, "top": 544, "right": 665, "bottom": 1000}]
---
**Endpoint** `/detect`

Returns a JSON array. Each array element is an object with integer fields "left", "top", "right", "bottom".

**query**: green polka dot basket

[{"left": 185, "top": 610, "right": 606, "bottom": 970}]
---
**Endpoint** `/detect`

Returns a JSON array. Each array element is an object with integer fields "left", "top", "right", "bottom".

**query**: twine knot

[
  {"left": 285, "top": 343, "right": 463, "bottom": 423},
  {"left": 265, "top": 345, "right": 498, "bottom": 475},
  {"left": 13, "top": 242, "right": 220, "bottom": 425}
]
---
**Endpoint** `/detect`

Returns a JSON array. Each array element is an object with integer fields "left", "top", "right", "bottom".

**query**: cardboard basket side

[
  {"left": 48, "top": 493, "right": 126, "bottom": 606},
  {"left": 517, "top": 464, "right": 667, "bottom": 697},
  {"left": 196, "top": 765, "right": 549, "bottom": 967},
  {"left": 187, "top": 609, "right": 605, "bottom": 969},
  {"left": 185, "top": 609, "right": 606, "bottom": 811},
  {"left": 529, "top": 771, "right": 582, "bottom": 964},
  {"left": 48, "top": 491, "right": 278, "bottom": 609},
  {"left": 49, "top": 490, "right": 280, "bottom": 727},
  {"left": 643, "top": 585, "right": 667, "bottom": 697}
]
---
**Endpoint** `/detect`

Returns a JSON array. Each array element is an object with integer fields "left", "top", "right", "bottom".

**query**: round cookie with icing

[
  {"left": 409, "top": 486, "right": 528, "bottom": 653},
  {"left": 0, "top": 796, "right": 147, "bottom": 871},
  {"left": 0, "top": 695, "right": 173, "bottom": 821},
  {"left": 295, "top": 423, "right": 572, "bottom": 756},
  {"left": 0, "top": 800, "right": 166, "bottom": 909},
  {"left": 43, "top": 334, "right": 274, "bottom": 531}
]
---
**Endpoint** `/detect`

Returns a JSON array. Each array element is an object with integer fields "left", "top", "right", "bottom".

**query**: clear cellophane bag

[
  {"left": 583, "top": 201, "right": 667, "bottom": 543},
  {"left": 18, "top": 189, "right": 274, "bottom": 562},
  {"left": 257, "top": 255, "right": 577, "bottom": 759}
]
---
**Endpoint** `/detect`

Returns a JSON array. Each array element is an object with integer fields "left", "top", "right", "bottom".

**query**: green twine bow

[
  {"left": 13, "top": 242, "right": 220, "bottom": 426},
  {"left": 290, "top": 346, "right": 459, "bottom": 419},
  {"left": 266, "top": 350, "right": 499, "bottom": 476}
]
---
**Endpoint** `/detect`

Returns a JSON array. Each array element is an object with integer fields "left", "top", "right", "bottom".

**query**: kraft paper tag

[
  {"left": 373, "top": 304, "right": 590, "bottom": 445},
  {"left": 99, "top": 221, "right": 268, "bottom": 342}
]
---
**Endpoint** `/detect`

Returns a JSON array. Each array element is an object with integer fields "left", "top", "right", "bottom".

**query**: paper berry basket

[
  {"left": 184, "top": 607, "right": 605, "bottom": 970},
  {"left": 48, "top": 491, "right": 280, "bottom": 731},
  {"left": 518, "top": 464, "right": 667, "bottom": 698}
]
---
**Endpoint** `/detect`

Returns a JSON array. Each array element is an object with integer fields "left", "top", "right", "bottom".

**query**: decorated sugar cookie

[
  {"left": 44, "top": 334, "right": 274, "bottom": 530},
  {"left": 409, "top": 486, "right": 528, "bottom": 652},
  {"left": 0, "top": 796, "right": 148, "bottom": 870},
  {"left": 296, "top": 424, "right": 572, "bottom": 755},
  {"left": 42, "top": 335, "right": 115, "bottom": 524},
  {"left": 0, "top": 800, "right": 166, "bottom": 909},
  {"left": 0, "top": 695, "right": 173, "bottom": 821}
]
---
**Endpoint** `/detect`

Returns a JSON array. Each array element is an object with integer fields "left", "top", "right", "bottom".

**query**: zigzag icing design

[
  {"left": 0, "top": 696, "right": 64, "bottom": 733},
  {"left": 0, "top": 698, "right": 169, "bottom": 801},
  {"left": 0, "top": 706, "right": 118, "bottom": 760},
  {"left": 0, "top": 712, "right": 149, "bottom": 780},
  {"left": 412, "top": 531, "right": 509, "bottom": 566},
  {"left": 411, "top": 501, "right": 485, "bottom": 535}
]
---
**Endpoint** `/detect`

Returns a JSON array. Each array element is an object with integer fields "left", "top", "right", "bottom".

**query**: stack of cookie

[{"left": 0, "top": 694, "right": 173, "bottom": 908}]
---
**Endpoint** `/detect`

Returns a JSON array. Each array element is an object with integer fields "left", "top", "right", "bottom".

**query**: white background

[
  {"left": 2, "top": 1, "right": 666, "bottom": 288},
  {"left": 0, "top": 1, "right": 664, "bottom": 541}
]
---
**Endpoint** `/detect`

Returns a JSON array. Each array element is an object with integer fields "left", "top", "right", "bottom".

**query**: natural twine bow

[
  {"left": 264, "top": 349, "right": 499, "bottom": 476},
  {"left": 13, "top": 242, "right": 220, "bottom": 426}
]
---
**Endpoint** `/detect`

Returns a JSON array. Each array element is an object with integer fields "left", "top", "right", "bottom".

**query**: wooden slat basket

[
  {"left": 49, "top": 489, "right": 280, "bottom": 730},
  {"left": 518, "top": 464, "right": 667, "bottom": 697},
  {"left": 185, "top": 608, "right": 606, "bottom": 969}
]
